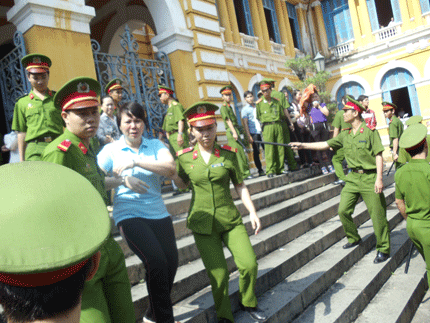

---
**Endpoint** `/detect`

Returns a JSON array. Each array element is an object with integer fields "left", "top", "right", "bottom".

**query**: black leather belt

[
  {"left": 351, "top": 169, "right": 376, "bottom": 174},
  {"left": 29, "top": 136, "right": 54, "bottom": 143},
  {"left": 167, "top": 130, "right": 178, "bottom": 135},
  {"left": 262, "top": 121, "right": 281, "bottom": 126}
]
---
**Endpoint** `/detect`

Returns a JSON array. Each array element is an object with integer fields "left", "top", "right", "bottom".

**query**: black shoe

[
  {"left": 374, "top": 251, "right": 389, "bottom": 264},
  {"left": 343, "top": 239, "right": 361, "bottom": 249},
  {"left": 239, "top": 303, "right": 267, "bottom": 322},
  {"left": 218, "top": 319, "right": 233, "bottom": 323},
  {"left": 267, "top": 173, "right": 274, "bottom": 178},
  {"left": 172, "top": 190, "right": 183, "bottom": 196},
  {"left": 258, "top": 170, "right": 266, "bottom": 176}
]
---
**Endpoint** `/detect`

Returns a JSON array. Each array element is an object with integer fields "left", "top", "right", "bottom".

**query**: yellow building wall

[{"left": 23, "top": 26, "right": 96, "bottom": 91}]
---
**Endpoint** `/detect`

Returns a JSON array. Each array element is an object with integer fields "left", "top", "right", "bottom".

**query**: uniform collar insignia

[
  {"left": 193, "top": 150, "right": 198, "bottom": 160},
  {"left": 49, "top": 90, "right": 52, "bottom": 97},
  {"left": 389, "top": 119, "right": 393, "bottom": 124},
  {"left": 78, "top": 142, "right": 88, "bottom": 154},
  {"left": 214, "top": 148, "right": 220, "bottom": 158},
  {"left": 29, "top": 93, "right": 34, "bottom": 100},
  {"left": 360, "top": 128, "right": 364, "bottom": 133}
]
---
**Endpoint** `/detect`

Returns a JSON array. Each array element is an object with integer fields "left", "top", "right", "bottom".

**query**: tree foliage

[{"left": 285, "top": 55, "right": 338, "bottom": 123}]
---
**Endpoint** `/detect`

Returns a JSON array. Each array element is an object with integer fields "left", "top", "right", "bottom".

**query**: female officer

[{"left": 173, "top": 102, "right": 267, "bottom": 323}]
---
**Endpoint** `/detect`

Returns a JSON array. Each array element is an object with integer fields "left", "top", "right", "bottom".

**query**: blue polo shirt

[
  {"left": 242, "top": 104, "right": 261, "bottom": 135},
  {"left": 97, "top": 135, "right": 171, "bottom": 225}
]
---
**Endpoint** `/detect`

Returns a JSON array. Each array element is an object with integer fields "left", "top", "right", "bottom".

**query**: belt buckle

[
  {"left": 358, "top": 169, "right": 364, "bottom": 174},
  {"left": 44, "top": 136, "right": 52, "bottom": 143}
]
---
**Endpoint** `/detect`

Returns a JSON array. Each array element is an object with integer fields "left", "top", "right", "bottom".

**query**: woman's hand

[
  {"left": 124, "top": 176, "right": 150, "bottom": 194},
  {"left": 250, "top": 212, "right": 262, "bottom": 235},
  {"left": 114, "top": 160, "right": 136, "bottom": 176}
]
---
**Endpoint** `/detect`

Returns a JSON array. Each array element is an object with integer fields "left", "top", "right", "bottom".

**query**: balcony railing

[
  {"left": 374, "top": 23, "right": 402, "bottom": 41},
  {"left": 270, "top": 41, "right": 285, "bottom": 55},
  {"left": 240, "top": 33, "right": 259, "bottom": 50},
  {"left": 330, "top": 39, "right": 354, "bottom": 57}
]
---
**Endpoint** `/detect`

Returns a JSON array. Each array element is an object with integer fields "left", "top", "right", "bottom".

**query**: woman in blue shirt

[{"left": 98, "top": 102, "right": 179, "bottom": 323}]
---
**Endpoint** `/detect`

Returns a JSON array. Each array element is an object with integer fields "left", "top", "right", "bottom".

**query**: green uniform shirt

[
  {"left": 395, "top": 159, "right": 430, "bottom": 220},
  {"left": 332, "top": 110, "right": 351, "bottom": 131},
  {"left": 271, "top": 90, "right": 290, "bottom": 110},
  {"left": 388, "top": 115, "right": 403, "bottom": 148},
  {"left": 256, "top": 97, "right": 283, "bottom": 123},
  {"left": 327, "top": 121, "right": 384, "bottom": 170},
  {"left": 177, "top": 144, "right": 243, "bottom": 235},
  {"left": 162, "top": 101, "right": 186, "bottom": 132},
  {"left": 42, "top": 129, "right": 108, "bottom": 205},
  {"left": 12, "top": 90, "right": 63, "bottom": 141},
  {"left": 220, "top": 103, "right": 240, "bottom": 130}
]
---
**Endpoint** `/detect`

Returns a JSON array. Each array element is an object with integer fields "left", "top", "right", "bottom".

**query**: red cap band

[
  {"left": 260, "top": 83, "right": 271, "bottom": 90},
  {"left": 158, "top": 88, "right": 174, "bottom": 95},
  {"left": 344, "top": 102, "right": 361, "bottom": 112},
  {"left": 0, "top": 259, "right": 89, "bottom": 287},
  {"left": 221, "top": 89, "right": 232, "bottom": 95},
  {"left": 62, "top": 90, "right": 99, "bottom": 111}
]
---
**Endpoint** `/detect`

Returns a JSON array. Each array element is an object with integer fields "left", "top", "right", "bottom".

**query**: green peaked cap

[
  {"left": 405, "top": 115, "right": 423, "bottom": 126},
  {"left": 399, "top": 123, "right": 427, "bottom": 150},
  {"left": 0, "top": 162, "right": 110, "bottom": 278}
]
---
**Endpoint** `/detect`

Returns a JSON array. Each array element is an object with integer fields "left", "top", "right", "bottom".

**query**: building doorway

[{"left": 390, "top": 87, "right": 412, "bottom": 118}]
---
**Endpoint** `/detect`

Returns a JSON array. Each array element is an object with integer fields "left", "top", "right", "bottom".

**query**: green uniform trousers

[
  {"left": 226, "top": 129, "right": 250, "bottom": 178},
  {"left": 25, "top": 141, "right": 50, "bottom": 161},
  {"left": 407, "top": 218, "right": 430, "bottom": 286},
  {"left": 80, "top": 235, "right": 135, "bottom": 323},
  {"left": 168, "top": 132, "right": 189, "bottom": 158},
  {"left": 281, "top": 122, "right": 297, "bottom": 170},
  {"left": 338, "top": 172, "right": 390, "bottom": 254},
  {"left": 193, "top": 224, "right": 258, "bottom": 322},
  {"left": 332, "top": 148, "right": 346, "bottom": 181},
  {"left": 262, "top": 122, "right": 284, "bottom": 175}
]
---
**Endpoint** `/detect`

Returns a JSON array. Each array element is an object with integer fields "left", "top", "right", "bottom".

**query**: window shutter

[
  {"left": 420, "top": 0, "right": 430, "bottom": 14},
  {"left": 366, "top": 0, "right": 379, "bottom": 31},
  {"left": 242, "top": 0, "right": 255, "bottom": 36},
  {"left": 408, "top": 84, "right": 421, "bottom": 116},
  {"left": 391, "top": 0, "right": 402, "bottom": 22}
]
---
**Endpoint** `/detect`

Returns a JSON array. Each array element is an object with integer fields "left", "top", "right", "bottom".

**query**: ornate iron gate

[
  {"left": 0, "top": 31, "right": 29, "bottom": 133},
  {"left": 92, "top": 25, "right": 175, "bottom": 137}
]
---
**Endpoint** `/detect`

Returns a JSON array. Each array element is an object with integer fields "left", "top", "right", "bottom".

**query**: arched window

[{"left": 335, "top": 82, "right": 365, "bottom": 109}]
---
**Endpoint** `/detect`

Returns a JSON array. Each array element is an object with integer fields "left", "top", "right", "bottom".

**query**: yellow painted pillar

[
  {"left": 217, "top": 0, "right": 233, "bottom": 42},
  {"left": 226, "top": 0, "right": 242, "bottom": 45},
  {"left": 249, "top": 0, "right": 265, "bottom": 50},
  {"left": 279, "top": 1, "right": 295, "bottom": 57},
  {"left": 348, "top": 0, "right": 364, "bottom": 47},
  {"left": 352, "top": 0, "right": 374, "bottom": 44},
  {"left": 274, "top": 0, "right": 288, "bottom": 55},
  {"left": 312, "top": 2, "right": 330, "bottom": 56},
  {"left": 255, "top": 0, "right": 272, "bottom": 52}
]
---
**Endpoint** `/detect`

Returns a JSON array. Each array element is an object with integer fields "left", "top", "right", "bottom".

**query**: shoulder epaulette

[
  {"left": 176, "top": 147, "right": 193, "bottom": 157},
  {"left": 16, "top": 93, "right": 28, "bottom": 101},
  {"left": 220, "top": 144, "right": 237, "bottom": 153},
  {"left": 57, "top": 140, "right": 72, "bottom": 152}
]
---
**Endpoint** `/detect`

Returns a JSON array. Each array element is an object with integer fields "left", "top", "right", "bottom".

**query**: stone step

[
  {"left": 354, "top": 243, "right": 427, "bottom": 323},
  {"left": 411, "top": 287, "right": 430, "bottom": 323},
  {"left": 125, "top": 177, "right": 344, "bottom": 285},
  {"left": 118, "top": 170, "right": 337, "bottom": 260},
  {"left": 162, "top": 181, "right": 398, "bottom": 323},
  {"left": 292, "top": 218, "right": 417, "bottom": 323},
  {"left": 232, "top": 191, "right": 401, "bottom": 323}
]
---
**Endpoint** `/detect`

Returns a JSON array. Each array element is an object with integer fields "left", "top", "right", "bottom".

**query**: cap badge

[
  {"left": 116, "top": 80, "right": 121, "bottom": 85},
  {"left": 78, "top": 82, "right": 90, "bottom": 93},
  {"left": 33, "top": 56, "right": 41, "bottom": 64},
  {"left": 197, "top": 106, "right": 206, "bottom": 114}
]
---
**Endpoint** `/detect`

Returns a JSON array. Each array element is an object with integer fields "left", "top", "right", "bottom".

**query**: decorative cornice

[
  {"left": 7, "top": 0, "right": 95, "bottom": 34},
  {"left": 151, "top": 29, "right": 194, "bottom": 54}
]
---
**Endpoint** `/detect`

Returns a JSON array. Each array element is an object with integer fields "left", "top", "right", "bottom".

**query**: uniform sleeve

[
  {"left": 370, "top": 129, "right": 385, "bottom": 155},
  {"left": 228, "top": 152, "right": 243, "bottom": 185},
  {"left": 389, "top": 119, "right": 401, "bottom": 139},
  {"left": 220, "top": 105, "right": 229, "bottom": 121},
  {"left": 332, "top": 111, "right": 342, "bottom": 129},
  {"left": 327, "top": 131, "right": 345, "bottom": 150},
  {"left": 42, "top": 149, "right": 67, "bottom": 165},
  {"left": 173, "top": 103, "right": 185, "bottom": 123},
  {"left": 256, "top": 103, "right": 261, "bottom": 121},
  {"left": 177, "top": 157, "right": 190, "bottom": 183},
  {"left": 97, "top": 144, "right": 114, "bottom": 174},
  {"left": 12, "top": 100, "right": 27, "bottom": 132},
  {"left": 394, "top": 172, "right": 404, "bottom": 200}
]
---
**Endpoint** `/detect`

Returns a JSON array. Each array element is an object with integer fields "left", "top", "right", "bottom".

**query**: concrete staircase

[{"left": 117, "top": 165, "right": 429, "bottom": 323}]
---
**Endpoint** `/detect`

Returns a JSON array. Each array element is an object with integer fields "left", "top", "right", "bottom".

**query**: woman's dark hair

[
  {"left": 357, "top": 94, "right": 368, "bottom": 102},
  {"left": 117, "top": 102, "right": 148, "bottom": 129},
  {"left": 243, "top": 91, "right": 253, "bottom": 98},
  {"left": 0, "top": 258, "right": 93, "bottom": 323},
  {"left": 293, "top": 89, "right": 301, "bottom": 99}
]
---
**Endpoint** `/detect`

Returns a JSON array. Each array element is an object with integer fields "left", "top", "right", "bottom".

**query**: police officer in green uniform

[
  {"left": 220, "top": 85, "right": 252, "bottom": 179},
  {"left": 0, "top": 161, "right": 109, "bottom": 323},
  {"left": 173, "top": 102, "right": 266, "bottom": 323},
  {"left": 12, "top": 54, "right": 63, "bottom": 161},
  {"left": 290, "top": 98, "right": 390, "bottom": 264},
  {"left": 395, "top": 123, "right": 430, "bottom": 286},
  {"left": 265, "top": 78, "right": 297, "bottom": 172},
  {"left": 396, "top": 115, "right": 423, "bottom": 165},
  {"left": 41, "top": 77, "right": 136, "bottom": 323},
  {"left": 331, "top": 95, "right": 353, "bottom": 185},
  {"left": 105, "top": 78, "right": 124, "bottom": 110},
  {"left": 383, "top": 101, "right": 404, "bottom": 169},
  {"left": 159, "top": 85, "right": 189, "bottom": 156},
  {"left": 256, "top": 80, "right": 287, "bottom": 177}
]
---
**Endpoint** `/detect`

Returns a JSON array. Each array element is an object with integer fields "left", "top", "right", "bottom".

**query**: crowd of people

[{"left": 2, "top": 52, "right": 430, "bottom": 323}]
